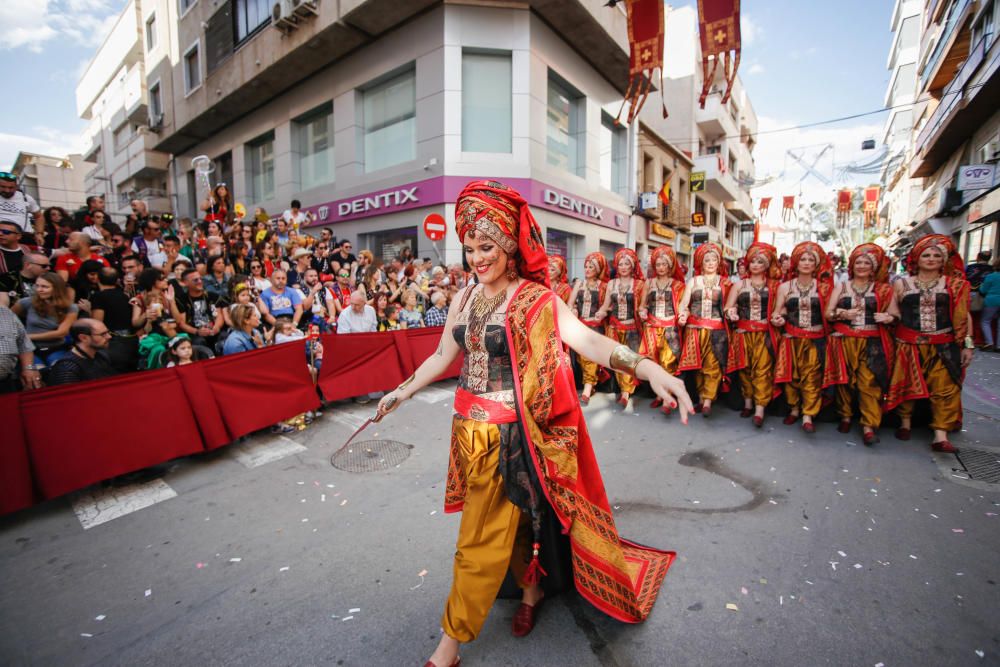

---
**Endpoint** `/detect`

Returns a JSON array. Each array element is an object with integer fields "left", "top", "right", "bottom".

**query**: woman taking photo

[
  {"left": 595, "top": 248, "right": 644, "bottom": 407},
  {"left": 678, "top": 242, "right": 730, "bottom": 417},
  {"left": 638, "top": 246, "right": 685, "bottom": 415},
  {"left": 885, "top": 234, "right": 972, "bottom": 452},
  {"left": 771, "top": 241, "right": 833, "bottom": 433},
  {"left": 568, "top": 251, "right": 608, "bottom": 404},
  {"left": 12, "top": 272, "right": 78, "bottom": 367},
  {"left": 376, "top": 181, "right": 689, "bottom": 667},
  {"left": 725, "top": 242, "right": 781, "bottom": 427}
]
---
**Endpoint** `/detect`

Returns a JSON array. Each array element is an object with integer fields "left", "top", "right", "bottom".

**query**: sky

[{"left": 3, "top": 0, "right": 896, "bottom": 211}]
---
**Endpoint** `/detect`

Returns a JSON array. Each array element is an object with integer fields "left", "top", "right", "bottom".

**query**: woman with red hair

[
  {"left": 548, "top": 255, "right": 572, "bottom": 304},
  {"left": 678, "top": 242, "right": 730, "bottom": 416},
  {"left": 885, "top": 234, "right": 973, "bottom": 452},
  {"left": 569, "top": 252, "right": 609, "bottom": 404},
  {"left": 724, "top": 242, "right": 781, "bottom": 427},
  {"left": 638, "top": 245, "right": 686, "bottom": 415},
  {"left": 771, "top": 241, "right": 833, "bottom": 433},
  {"left": 824, "top": 244, "right": 897, "bottom": 445},
  {"left": 375, "top": 181, "right": 691, "bottom": 667},
  {"left": 595, "top": 248, "right": 645, "bottom": 406}
]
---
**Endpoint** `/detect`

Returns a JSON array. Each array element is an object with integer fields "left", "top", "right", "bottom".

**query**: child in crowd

[
  {"left": 378, "top": 304, "right": 404, "bottom": 331},
  {"left": 165, "top": 335, "right": 194, "bottom": 367}
]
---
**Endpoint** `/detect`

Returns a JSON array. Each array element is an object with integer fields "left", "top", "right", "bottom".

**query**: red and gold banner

[
  {"left": 837, "top": 189, "right": 853, "bottom": 226},
  {"left": 758, "top": 196, "right": 771, "bottom": 217},
  {"left": 616, "top": 0, "right": 667, "bottom": 124},
  {"left": 863, "top": 186, "right": 880, "bottom": 227},
  {"left": 697, "top": 0, "right": 742, "bottom": 107},
  {"left": 782, "top": 195, "right": 795, "bottom": 222}
]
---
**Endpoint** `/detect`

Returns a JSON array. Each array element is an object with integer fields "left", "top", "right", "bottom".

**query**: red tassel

[{"left": 523, "top": 543, "right": 548, "bottom": 586}]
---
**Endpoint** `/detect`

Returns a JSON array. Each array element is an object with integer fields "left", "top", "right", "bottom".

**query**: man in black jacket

[{"left": 47, "top": 319, "right": 118, "bottom": 385}]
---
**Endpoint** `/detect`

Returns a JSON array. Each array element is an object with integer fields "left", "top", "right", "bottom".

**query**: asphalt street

[{"left": 1, "top": 353, "right": 999, "bottom": 667}]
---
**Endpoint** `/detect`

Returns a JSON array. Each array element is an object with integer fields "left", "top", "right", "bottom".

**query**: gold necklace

[
  {"left": 702, "top": 274, "right": 719, "bottom": 290},
  {"left": 795, "top": 278, "right": 814, "bottom": 297},
  {"left": 913, "top": 275, "right": 939, "bottom": 292}
]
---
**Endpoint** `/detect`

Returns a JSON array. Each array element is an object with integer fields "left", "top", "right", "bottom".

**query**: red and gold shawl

[
  {"left": 448, "top": 280, "right": 675, "bottom": 623},
  {"left": 774, "top": 241, "right": 834, "bottom": 384}
]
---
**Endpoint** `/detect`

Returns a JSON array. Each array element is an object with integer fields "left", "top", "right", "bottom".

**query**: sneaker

[
  {"left": 354, "top": 396, "right": 372, "bottom": 405},
  {"left": 271, "top": 424, "right": 296, "bottom": 434}
]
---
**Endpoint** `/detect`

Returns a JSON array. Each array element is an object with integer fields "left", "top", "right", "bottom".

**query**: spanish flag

[{"left": 658, "top": 180, "right": 670, "bottom": 206}]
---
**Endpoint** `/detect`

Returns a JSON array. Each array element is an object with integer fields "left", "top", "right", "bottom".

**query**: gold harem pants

[
  {"left": 442, "top": 417, "right": 531, "bottom": 643},
  {"left": 895, "top": 344, "right": 962, "bottom": 432},
  {"left": 835, "top": 337, "right": 883, "bottom": 428},
  {"left": 646, "top": 327, "right": 680, "bottom": 376},
  {"left": 694, "top": 328, "right": 722, "bottom": 402},
  {"left": 784, "top": 337, "right": 822, "bottom": 417},
  {"left": 738, "top": 330, "right": 773, "bottom": 407},
  {"left": 610, "top": 329, "right": 639, "bottom": 395}
]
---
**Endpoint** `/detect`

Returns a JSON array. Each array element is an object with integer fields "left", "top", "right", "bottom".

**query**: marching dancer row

[{"left": 562, "top": 234, "right": 974, "bottom": 451}]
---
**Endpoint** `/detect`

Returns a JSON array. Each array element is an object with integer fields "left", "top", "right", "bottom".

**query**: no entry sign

[{"left": 423, "top": 213, "right": 447, "bottom": 241}]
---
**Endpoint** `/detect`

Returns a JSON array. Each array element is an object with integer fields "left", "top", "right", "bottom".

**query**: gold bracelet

[
  {"left": 609, "top": 345, "right": 643, "bottom": 377},
  {"left": 397, "top": 373, "right": 416, "bottom": 392}
]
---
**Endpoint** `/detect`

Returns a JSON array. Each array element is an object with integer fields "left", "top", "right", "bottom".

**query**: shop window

[
  {"left": 599, "top": 240, "right": 622, "bottom": 265},
  {"left": 294, "top": 103, "right": 335, "bottom": 190},
  {"left": 547, "top": 70, "right": 585, "bottom": 177},
  {"left": 462, "top": 51, "right": 512, "bottom": 153},
  {"left": 362, "top": 66, "right": 416, "bottom": 173},
  {"left": 247, "top": 131, "right": 275, "bottom": 203},
  {"left": 363, "top": 227, "right": 418, "bottom": 264}
]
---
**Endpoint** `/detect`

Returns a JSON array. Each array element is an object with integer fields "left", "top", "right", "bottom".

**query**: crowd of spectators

[{"left": 0, "top": 178, "right": 470, "bottom": 398}]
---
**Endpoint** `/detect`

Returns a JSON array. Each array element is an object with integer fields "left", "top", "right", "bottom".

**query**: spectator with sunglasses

[
  {"left": 0, "top": 220, "right": 32, "bottom": 299},
  {"left": 175, "top": 268, "right": 223, "bottom": 348},
  {"left": 330, "top": 239, "right": 357, "bottom": 278},
  {"left": 248, "top": 259, "right": 271, "bottom": 295},
  {"left": 47, "top": 319, "right": 118, "bottom": 386},
  {"left": 1, "top": 252, "right": 50, "bottom": 304},
  {"left": 132, "top": 219, "right": 167, "bottom": 268},
  {"left": 0, "top": 171, "right": 42, "bottom": 238},
  {"left": 81, "top": 210, "right": 112, "bottom": 247}
]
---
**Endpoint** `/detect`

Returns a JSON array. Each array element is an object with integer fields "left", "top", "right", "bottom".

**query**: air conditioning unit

[
  {"left": 148, "top": 113, "right": 163, "bottom": 132},
  {"left": 987, "top": 140, "right": 1000, "bottom": 163},
  {"left": 272, "top": 0, "right": 298, "bottom": 31},
  {"left": 290, "top": 0, "right": 319, "bottom": 18}
]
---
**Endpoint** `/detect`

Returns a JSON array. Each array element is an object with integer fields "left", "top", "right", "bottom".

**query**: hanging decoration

[
  {"left": 837, "top": 189, "right": 853, "bottom": 227},
  {"left": 863, "top": 186, "right": 880, "bottom": 228},
  {"left": 612, "top": 0, "right": 668, "bottom": 124},
  {"left": 658, "top": 179, "right": 671, "bottom": 207},
  {"left": 697, "top": 0, "right": 742, "bottom": 108},
  {"left": 758, "top": 197, "right": 772, "bottom": 218},
  {"left": 782, "top": 195, "right": 796, "bottom": 223}
]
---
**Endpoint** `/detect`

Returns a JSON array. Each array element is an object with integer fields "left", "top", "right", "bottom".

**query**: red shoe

[
  {"left": 931, "top": 440, "right": 959, "bottom": 453},
  {"left": 650, "top": 397, "right": 663, "bottom": 409},
  {"left": 512, "top": 597, "right": 544, "bottom": 637},
  {"left": 837, "top": 420, "right": 851, "bottom": 434},
  {"left": 783, "top": 414, "right": 798, "bottom": 425},
  {"left": 580, "top": 393, "right": 590, "bottom": 406},
  {"left": 752, "top": 415, "right": 764, "bottom": 428},
  {"left": 424, "top": 659, "right": 460, "bottom": 667},
  {"left": 661, "top": 404, "right": 673, "bottom": 416},
  {"left": 740, "top": 408, "right": 752, "bottom": 418},
  {"left": 894, "top": 427, "right": 911, "bottom": 441},
  {"left": 802, "top": 421, "right": 816, "bottom": 434},
  {"left": 617, "top": 395, "right": 629, "bottom": 408},
  {"left": 693, "top": 403, "right": 703, "bottom": 414},
  {"left": 702, "top": 403, "right": 712, "bottom": 418},
  {"left": 862, "top": 431, "right": 879, "bottom": 447}
]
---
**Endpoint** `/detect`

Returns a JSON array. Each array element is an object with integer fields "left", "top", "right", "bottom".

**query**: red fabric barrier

[
  {"left": 0, "top": 393, "right": 36, "bottom": 515},
  {"left": 316, "top": 332, "right": 406, "bottom": 401},
  {"left": 398, "top": 326, "right": 463, "bottom": 381}
]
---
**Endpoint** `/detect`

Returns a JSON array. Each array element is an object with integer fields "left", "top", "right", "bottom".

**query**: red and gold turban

[
  {"left": 612, "top": 248, "right": 642, "bottom": 281},
  {"left": 548, "top": 254, "right": 569, "bottom": 284},
  {"left": 693, "top": 242, "right": 726, "bottom": 276},
  {"left": 584, "top": 251, "right": 609, "bottom": 282},
  {"left": 848, "top": 243, "right": 890, "bottom": 283},
  {"left": 455, "top": 180, "right": 548, "bottom": 287},
  {"left": 647, "top": 245, "right": 685, "bottom": 281},
  {"left": 906, "top": 234, "right": 964, "bottom": 278},
  {"left": 790, "top": 241, "right": 834, "bottom": 285},
  {"left": 743, "top": 242, "right": 782, "bottom": 280}
]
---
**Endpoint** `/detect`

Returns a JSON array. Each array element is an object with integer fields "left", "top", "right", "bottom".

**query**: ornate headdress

[
  {"left": 455, "top": 180, "right": 548, "bottom": 287},
  {"left": 548, "top": 255, "right": 569, "bottom": 285},
  {"left": 790, "top": 241, "right": 834, "bottom": 286},
  {"left": 647, "top": 245, "right": 685, "bottom": 281},
  {"left": 693, "top": 242, "right": 726, "bottom": 277},
  {"left": 906, "top": 234, "right": 964, "bottom": 278},
  {"left": 613, "top": 248, "right": 642, "bottom": 281},
  {"left": 848, "top": 243, "right": 890, "bottom": 283},
  {"left": 743, "top": 242, "right": 782, "bottom": 280},
  {"left": 584, "top": 251, "right": 609, "bottom": 282}
]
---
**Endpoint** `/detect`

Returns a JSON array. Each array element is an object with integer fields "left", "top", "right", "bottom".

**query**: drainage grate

[
  {"left": 331, "top": 440, "right": 413, "bottom": 473},
  {"left": 955, "top": 448, "right": 1000, "bottom": 484}
]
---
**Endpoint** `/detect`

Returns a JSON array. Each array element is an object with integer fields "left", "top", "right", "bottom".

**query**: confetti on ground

[
  {"left": 759, "top": 578, "right": 767, "bottom": 584},
  {"left": 340, "top": 499, "right": 348, "bottom": 506},
  {"left": 95, "top": 615, "right": 106, "bottom": 621},
  {"left": 300, "top": 499, "right": 307, "bottom": 503},
  {"left": 279, "top": 566, "right": 290, "bottom": 572},
  {"left": 768, "top": 500, "right": 778, "bottom": 505},
  {"left": 976, "top": 650, "right": 985, "bottom": 658},
  {"left": 725, "top": 603, "right": 739, "bottom": 611},
  {"left": 779, "top": 596, "right": 783, "bottom": 605},
  {"left": 144, "top": 589, "right": 151, "bottom": 597},
  {"left": 909, "top": 555, "right": 918, "bottom": 560},
  {"left": 803, "top": 526, "right": 809, "bottom": 531},
  {"left": 196, "top": 562, "right": 206, "bottom": 569},
  {"left": 853, "top": 564, "right": 863, "bottom": 569},
  {"left": 740, "top": 587, "right": 748, "bottom": 595},
  {"left": 930, "top": 514, "right": 939, "bottom": 519},
  {"left": 430, "top": 510, "right": 437, "bottom": 515},
  {"left": 326, "top": 484, "right": 335, "bottom": 488},
  {"left": 952, "top": 528, "right": 964, "bottom": 533},
  {"left": 876, "top": 662, "right": 885, "bottom": 666},
  {"left": 838, "top": 550, "right": 847, "bottom": 557},
  {"left": 342, "top": 616, "right": 354, "bottom": 622},
  {"left": 349, "top": 608, "right": 361, "bottom": 613},
  {"left": 321, "top": 494, "right": 326, "bottom": 502},
  {"left": 229, "top": 558, "right": 242, "bottom": 563},
  {"left": 301, "top": 518, "right": 309, "bottom": 523},
  {"left": 81, "top": 633, "right": 93, "bottom": 638},
  {"left": 805, "top": 580, "right": 814, "bottom": 585},
  {"left": 830, "top": 562, "right": 839, "bottom": 571},
  {"left": 296, "top": 482, "right": 305, "bottom": 486}
]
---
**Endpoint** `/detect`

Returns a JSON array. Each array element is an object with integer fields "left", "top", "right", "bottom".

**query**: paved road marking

[
  {"left": 230, "top": 435, "right": 308, "bottom": 469},
  {"left": 71, "top": 479, "right": 178, "bottom": 530},
  {"left": 330, "top": 410, "right": 370, "bottom": 431},
  {"left": 413, "top": 386, "right": 453, "bottom": 404}
]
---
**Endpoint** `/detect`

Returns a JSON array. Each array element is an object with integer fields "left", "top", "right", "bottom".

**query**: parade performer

[
  {"left": 639, "top": 245, "right": 686, "bottom": 415},
  {"left": 724, "top": 242, "right": 781, "bottom": 428},
  {"left": 771, "top": 241, "right": 833, "bottom": 433},
  {"left": 569, "top": 252, "right": 609, "bottom": 404},
  {"left": 678, "top": 242, "right": 730, "bottom": 416},
  {"left": 595, "top": 248, "right": 644, "bottom": 407},
  {"left": 823, "top": 244, "right": 896, "bottom": 445},
  {"left": 375, "top": 181, "right": 691, "bottom": 667},
  {"left": 201, "top": 183, "right": 234, "bottom": 227},
  {"left": 548, "top": 255, "right": 572, "bottom": 303},
  {"left": 885, "top": 234, "right": 973, "bottom": 452}
]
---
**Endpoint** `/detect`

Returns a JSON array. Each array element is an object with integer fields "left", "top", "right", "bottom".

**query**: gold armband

[
  {"left": 397, "top": 373, "right": 416, "bottom": 392},
  {"left": 963, "top": 336, "right": 975, "bottom": 350},
  {"left": 609, "top": 345, "right": 643, "bottom": 377}
]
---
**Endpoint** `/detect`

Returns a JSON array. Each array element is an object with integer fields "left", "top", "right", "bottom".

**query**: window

[
  {"left": 362, "top": 67, "right": 416, "bottom": 173},
  {"left": 710, "top": 207, "right": 720, "bottom": 230},
  {"left": 149, "top": 82, "right": 162, "bottom": 119},
  {"left": 113, "top": 123, "right": 134, "bottom": 154},
  {"left": 294, "top": 103, "right": 335, "bottom": 190},
  {"left": 599, "top": 113, "right": 627, "bottom": 196},
  {"left": 462, "top": 51, "right": 512, "bottom": 153},
  {"left": 247, "top": 132, "right": 275, "bottom": 202},
  {"left": 546, "top": 71, "right": 585, "bottom": 176},
  {"left": 145, "top": 14, "right": 157, "bottom": 51},
  {"left": 179, "top": 0, "right": 197, "bottom": 15},
  {"left": 728, "top": 153, "right": 737, "bottom": 175},
  {"left": 183, "top": 42, "right": 201, "bottom": 94},
  {"left": 235, "top": 0, "right": 271, "bottom": 44}
]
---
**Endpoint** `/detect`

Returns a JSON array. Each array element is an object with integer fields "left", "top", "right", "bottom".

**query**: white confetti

[
  {"left": 321, "top": 494, "right": 326, "bottom": 502},
  {"left": 340, "top": 499, "right": 348, "bottom": 506},
  {"left": 341, "top": 616, "right": 354, "bottom": 621},
  {"left": 95, "top": 615, "right": 106, "bottom": 621},
  {"left": 976, "top": 650, "right": 985, "bottom": 658},
  {"left": 301, "top": 518, "right": 309, "bottom": 523},
  {"left": 909, "top": 555, "right": 918, "bottom": 560},
  {"left": 229, "top": 558, "right": 242, "bottom": 562},
  {"left": 81, "top": 633, "right": 93, "bottom": 638},
  {"left": 279, "top": 566, "right": 290, "bottom": 572},
  {"left": 144, "top": 589, "right": 151, "bottom": 597},
  {"left": 837, "top": 550, "right": 847, "bottom": 557},
  {"left": 853, "top": 563, "right": 863, "bottom": 569},
  {"left": 349, "top": 607, "right": 361, "bottom": 613}
]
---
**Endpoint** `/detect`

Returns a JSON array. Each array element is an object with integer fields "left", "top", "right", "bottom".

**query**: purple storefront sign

[{"left": 302, "top": 176, "right": 628, "bottom": 231}]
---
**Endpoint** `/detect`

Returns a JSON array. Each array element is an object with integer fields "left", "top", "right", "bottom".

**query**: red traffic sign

[{"left": 423, "top": 213, "right": 447, "bottom": 241}]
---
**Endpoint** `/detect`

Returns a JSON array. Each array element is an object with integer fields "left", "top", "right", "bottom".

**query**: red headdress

[
  {"left": 790, "top": 241, "right": 834, "bottom": 289},
  {"left": 647, "top": 245, "right": 685, "bottom": 282},
  {"left": 848, "top": 243, "right": 890, "bottom": 283},
  {"left": 455, "top": 180, "right": 548, "bottom": 287},
  {"left": 906, "top": 234, "right": 964, "bottom": 278},
  {"left": 743, "top": 242, "right": 782, "bottom": 280},
  {"left": 612, "top": 248, "right": 643, "bottom": 282},
  {"left": 548, "top": 255, "right": 569, "bottom": 284},
  {"left": 584, "top": 251, "right": 609, "bottom": 282},
  {"left": 693, "top": 242, "right": 726, "bottom": 276}
]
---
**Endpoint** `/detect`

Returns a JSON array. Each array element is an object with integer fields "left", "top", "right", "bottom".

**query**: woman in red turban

[
  {"left": 771, "top": 241, "right": 833, "bottom": 433},
  {"left": 823, "top": 243, "right": 897, "bottom": 445},
  {"left": 375, "top": 181, "right": 692, "bottom": 667},
  {"left": 569, "top": 251, "right": 609, "bottom": 404},
  {"left": 595, "top": 247, "right": 645, "bottom": 406},
  {"left": 548, "top": 254, "right": 572, "bottom": 303},
  {"left": 678, "top": 242, "right": 731, "bottom": 416},
  {"left": 885, "top": 234, "right": 973, "bottom": 452},
  {"left": 638, "top": 245, "right": 686, "bottom": 415},
  {"left": 724, "top": 242, "right": 781, "bottom": 427}
]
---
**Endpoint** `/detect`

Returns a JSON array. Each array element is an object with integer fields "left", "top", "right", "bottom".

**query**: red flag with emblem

[
  {"left": 837, "top": 189, "right": 853, "bottom": 226},
  {"left": 758, "top": 197, "right": 771, "bottom": 218},
  {"left": 697, "top": 0, "right": 741, "bottom": 107},
  {"left": 863, "top": 187, "right": 880, "bottom": 227},
  {"left": 782, "top": 195, "right": 795, "bottom": 223},
  {"left": 615, "top": 0, "right": 667, "bottom": 124}
]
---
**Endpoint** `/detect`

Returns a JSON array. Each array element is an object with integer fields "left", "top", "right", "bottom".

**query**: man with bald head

[
  {"left": 0, "top": 252, "right": 50, "bottom": 306},
  {"left": 55, "top": 231, "right": 109, "bottom": 281},
  {"left": 336, "top": 289, "right": 379, "bottom": 403},
  {"left": 47, "top": 318, "right": 118, "bottom": 385}
]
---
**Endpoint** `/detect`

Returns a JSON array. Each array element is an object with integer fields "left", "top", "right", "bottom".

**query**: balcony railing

[
  {"left": 920, "top": 0, "right": 973, "bottom": 89},
  {"left": 916, "top": 35, "right": 986, "bottom": 152}
]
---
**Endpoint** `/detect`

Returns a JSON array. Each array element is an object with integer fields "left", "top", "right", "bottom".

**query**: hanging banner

[
  {"left": 837, "top": 189, "right": 853, "bottom": 226},
  {"left": 863, "top": 186, "right": 880, "bottom": 227},
  {"left": 697, "top": 0, "right": 742, "bottom": 107},
  {"left": 758, "top": 197, "right": 771, "bottom": 218},
  {"left": 614, "top": 0, "right": 667, "bottom": 124},
  {"left": 782, "top": 195, "right": 795, "bottom": 223}
]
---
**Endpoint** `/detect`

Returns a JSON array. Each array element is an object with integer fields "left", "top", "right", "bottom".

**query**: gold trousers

[
  {"left": 694, "top": 328, "right": 722, "bottom": 401},
  {"left": 578, "top": 353, "right": 600, "bottom": 386},
  {"left": 835, "top": 337, "right": 882, "bottom": 428},
  {"left": 738, "top": 330, "right": 773, "bottom": 407},
  {"left": 646, "top": 327, "right": 679, "bottom": 375},
  {"left": 610, "top": 329, "right": 639, "bottom": 394},
  {"left": 442, "top": 417, "right": 530, "bottom": 643},
  {"left": 784, "top": 338, "right": 822, "bottom": 417},
  {"left": 895, "top": 344, "right": 962, "bottom": 432}
]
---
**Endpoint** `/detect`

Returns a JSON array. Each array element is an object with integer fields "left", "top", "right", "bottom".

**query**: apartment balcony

[
  {"left": 911, "top": 35, "right": 998, "bottom": 177},
  {"left": 694, "top": 153, "right": 740, "bottom": 203},
  {"left": 725, "top": 189, "right": 754, "bottom": 221},
  {"left": 696, "top": 93, "right": 739, "bottom": 140},
  {"left": 919, "top": 0, "right": 975, "bottom": 93},
  {"left": 123, "top": 66, "right": 148, "bottom": 125},
  {"left": 75, "top": 0, "right": 142, "bottom": 119}
]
